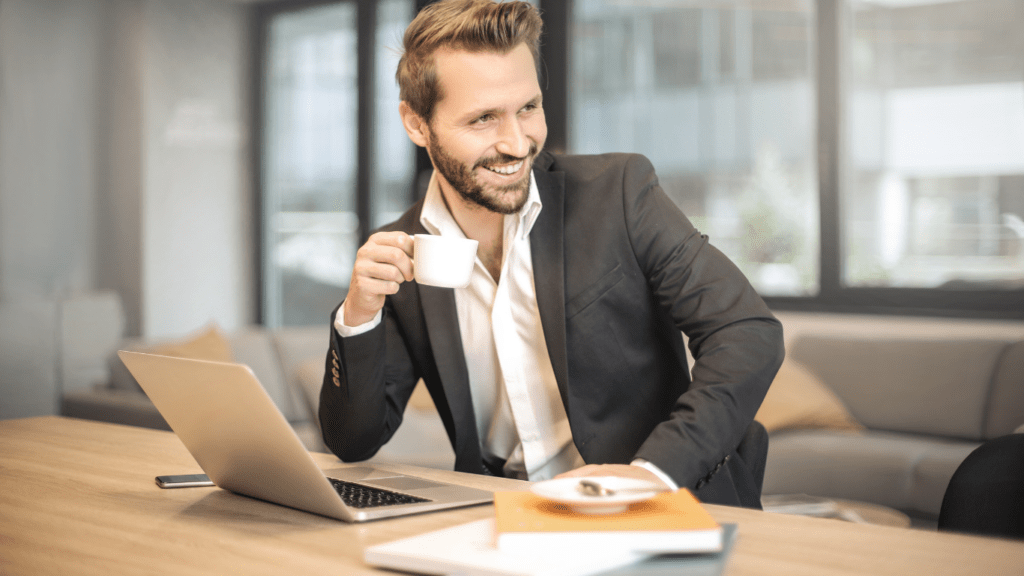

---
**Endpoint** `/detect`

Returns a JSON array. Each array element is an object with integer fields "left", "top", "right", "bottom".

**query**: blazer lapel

[
  {"left": 418, "top": 264, "right": 482, "bottom": 469},
  {"left": 530, "top": 158, "right": 570, "bottom": 408},
  {"left": 398, "top": 208, "right": 482, "bottom": 468}
]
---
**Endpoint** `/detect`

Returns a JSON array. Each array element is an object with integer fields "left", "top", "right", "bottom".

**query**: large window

[
  {"left": 564, "top": 0, "right": 1024, "bottom": 317},
  {"left": 258, "top": 0, "right": 415, "bottom": 327},
  {"left": 570, "top": 0, "right": 818, "bottom": 297},
  {"left": 844, "top": 0, "right": 1024, "bottom": 290}
]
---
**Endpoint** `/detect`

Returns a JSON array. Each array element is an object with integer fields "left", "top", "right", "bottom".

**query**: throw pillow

[
  {"left": 150, "top": 324, "right": 234, "bottom": 363},
  {"left": 109, "top": 324, "right": 234, "bottom": 391},
  {"left": 754, "top": 358, "right": 864, "bottom": 433},
  {"left": 407, "top": 379, "right": 437, "bottom": 413}
]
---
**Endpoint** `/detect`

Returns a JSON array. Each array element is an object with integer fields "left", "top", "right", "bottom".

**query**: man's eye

[{"left": 473, "top": 114, "right": 494, "bottom": 124}]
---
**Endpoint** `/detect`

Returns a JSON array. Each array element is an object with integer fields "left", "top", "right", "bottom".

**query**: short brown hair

[{"left": 397, "top": 0, "right": 543, "bottom": 122}]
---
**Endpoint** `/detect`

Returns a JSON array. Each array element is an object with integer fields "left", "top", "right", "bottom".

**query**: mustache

[{"left": 474, "top": 142, "right": 539, "bottom": 170}]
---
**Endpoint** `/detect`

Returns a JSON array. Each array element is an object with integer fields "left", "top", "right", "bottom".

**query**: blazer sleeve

[
  {"left": 621, "top": 154, "right": 785, "bottom": 487},
  {"left": 318, "top": 301, "right": 420, "bottom": 462}
]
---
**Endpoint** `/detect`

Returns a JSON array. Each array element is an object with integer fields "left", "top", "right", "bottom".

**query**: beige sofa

[{"left": 761, "top": 334, "right": 1024, "bottom": 524}]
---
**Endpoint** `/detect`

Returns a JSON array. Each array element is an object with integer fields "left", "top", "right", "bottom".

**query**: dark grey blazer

[{"left": 320, "top": 151, "right": 784, "bottom": 504}]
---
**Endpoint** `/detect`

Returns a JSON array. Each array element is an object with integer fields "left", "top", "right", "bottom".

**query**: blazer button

[{"left": 333, "top": 377, "right": 341, "bottom": 387}]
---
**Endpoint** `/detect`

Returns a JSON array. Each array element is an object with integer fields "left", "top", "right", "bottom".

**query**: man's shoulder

[
  {"left": 538, "top": 150, "right": 655, "bottom": 178},
  {"left": 537, "top": 151, "right": 658, "bottom": 199}
]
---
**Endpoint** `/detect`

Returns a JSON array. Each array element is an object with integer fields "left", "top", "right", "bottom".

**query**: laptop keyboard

[{"left": 328, "top": 478, "right": 430, "bottom": 508}]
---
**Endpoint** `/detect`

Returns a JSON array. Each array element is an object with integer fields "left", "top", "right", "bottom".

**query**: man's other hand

[
  {"left": 553, "top": 464, "right": 671, "bottom": 489},
  {"left": 343, "top": 231, "right": 415, "bottom": 327}
]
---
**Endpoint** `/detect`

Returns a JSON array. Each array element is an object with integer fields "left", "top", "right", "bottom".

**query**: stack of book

[{"left": 364, "top": 488, "right": 733, "bottom": 576}]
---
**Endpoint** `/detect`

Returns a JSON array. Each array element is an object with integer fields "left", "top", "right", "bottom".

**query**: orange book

[{"left": 494, "top": 489, "right": 723, "bottom": 555}]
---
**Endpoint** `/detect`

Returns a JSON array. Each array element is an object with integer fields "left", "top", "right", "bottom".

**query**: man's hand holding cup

[
  {"left": 343, "top": 231, "right": 415, "bottom": 327},
  {"left": 343, "top": 231, "right": 479, "bottom": 327}
]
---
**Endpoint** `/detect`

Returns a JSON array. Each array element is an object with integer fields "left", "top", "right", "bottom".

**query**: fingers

[
  {"left": 355, "top": 231, "right": 414, "bottom": 281},
  {"left": 353, "top": 247, "right": 412, "bottom": 286},
  {"left": 553, "top": 464, "right": 669, "bottom": 488},
  {"left": 344, "top": 232, "right": 415, "bottom": 326}
]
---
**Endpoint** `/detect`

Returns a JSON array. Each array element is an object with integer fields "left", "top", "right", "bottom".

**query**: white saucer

[{"left": 530, "top": 476, "right": 663, "bottom": 515}]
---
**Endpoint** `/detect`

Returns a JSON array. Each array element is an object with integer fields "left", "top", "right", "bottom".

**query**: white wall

[
  {"left": 137, "top": 0, "right": 252, "bottom": 338},
  {"left": 0, "top": 0, "right": 253, "bottom": 418},
  {"left": 0, "top": 0, "right": 109, "bottom": 418},
  {"left": 0, "top": 0, "right": 105, "bottom": 300},
  {"left": 0, "top": 0, "right": 253, "bottom": 335}
]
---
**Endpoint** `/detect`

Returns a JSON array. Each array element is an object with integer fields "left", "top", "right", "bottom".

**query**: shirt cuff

[
  {"left": 630, "top": 459, "right": 679, "bottom": 490},
  {"left": 333, "top": 303, "right": 382, "bottom": 337}
]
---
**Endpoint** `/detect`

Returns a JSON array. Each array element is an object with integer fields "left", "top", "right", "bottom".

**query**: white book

[{"left": 363, "top": 518, "right": 647, "bottom": 576}]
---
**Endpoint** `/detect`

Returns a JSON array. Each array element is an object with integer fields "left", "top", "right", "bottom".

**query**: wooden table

[{"left": 2, "top": 417, "right": 1022, "bottom": 575}]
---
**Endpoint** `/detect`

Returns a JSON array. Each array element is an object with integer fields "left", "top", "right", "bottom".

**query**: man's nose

[{"left": 495, "top": 118, "right": 531, "bottom": 158}]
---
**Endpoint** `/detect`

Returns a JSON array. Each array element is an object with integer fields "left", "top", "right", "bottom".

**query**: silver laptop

[{"left": 118, "top": 350, "right": 493, "bottom": 522}]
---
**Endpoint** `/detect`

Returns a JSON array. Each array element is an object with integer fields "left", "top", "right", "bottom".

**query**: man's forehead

[{"left": 431, "top": 44, "right": 541, "bottom": 114}]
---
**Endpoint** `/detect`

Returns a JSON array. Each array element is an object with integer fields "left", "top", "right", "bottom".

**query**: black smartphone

[{"left": 155, "top": 473, "right": 214, "bottom": 488}]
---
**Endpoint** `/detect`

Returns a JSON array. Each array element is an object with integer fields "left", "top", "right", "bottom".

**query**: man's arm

[
  {"left": 318, "top": 231, "right": 420, "bottom": 462},
  {"left": 557, "top": 154, "right": 783, "bottom": 489},
  {"left": 624, "top": 154, "right": 784, "bottom": 488}
]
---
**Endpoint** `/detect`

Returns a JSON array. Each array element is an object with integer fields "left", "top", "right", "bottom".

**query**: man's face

[{"left": 424, "top": 43, "right": 547, "bottom": 215}]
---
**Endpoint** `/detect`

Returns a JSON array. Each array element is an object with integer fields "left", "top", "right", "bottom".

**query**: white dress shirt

[{"left": 336, "top": 170, "right": 677, "bottom": 488}]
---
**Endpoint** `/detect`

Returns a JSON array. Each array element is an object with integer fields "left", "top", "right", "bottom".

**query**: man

[{"left": 319, "top": 0, "right": 784, "bottom": 507}]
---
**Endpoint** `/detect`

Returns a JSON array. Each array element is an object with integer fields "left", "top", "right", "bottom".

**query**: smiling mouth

[{"left": 484, "top": 160, "right": 524, "bottom": 176}]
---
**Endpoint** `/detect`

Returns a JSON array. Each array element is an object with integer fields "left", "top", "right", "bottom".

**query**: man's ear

[{"left": 399, "top": 101, "right": 429, "bottom": 148}]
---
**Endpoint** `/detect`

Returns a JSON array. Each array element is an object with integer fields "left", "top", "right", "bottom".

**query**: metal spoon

[{"left": 576, "top": 478, "right": 667, "bottom": 497}]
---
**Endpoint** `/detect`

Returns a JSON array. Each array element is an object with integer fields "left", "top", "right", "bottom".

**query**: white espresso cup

[{"left": 413, "top": 234, "right": 479, "bottom": 288}]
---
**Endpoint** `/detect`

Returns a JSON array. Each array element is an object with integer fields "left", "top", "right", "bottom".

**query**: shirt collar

[{"left": 420, "top": 170, "right": 543, "bottom": 242}]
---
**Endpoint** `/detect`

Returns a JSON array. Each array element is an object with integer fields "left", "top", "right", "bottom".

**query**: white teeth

[{"left": 487, "top": 161, "right": 523, "bottom": 175}]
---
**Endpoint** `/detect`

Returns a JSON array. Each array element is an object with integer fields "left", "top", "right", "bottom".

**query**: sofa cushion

[
  {"left": 150, "top": 324, "right": 233, "bottom": 363},
  {"left": 271, "top": 326, "right": 328, "bottom": 385},
  {"left": 765, "top": 430, "right": 913, "bottom": 512},
  {"left": 910, "top": 442, "right": 980, "bottom": 516},
  {"left": 984, "top": 341, "right": 1024, "bottom": 438},
  {"left": 229, "top": 328, "right": 298, "bottom": 422},
  {"left": 295, "top": 358, "right": 325, "bottom": 430},
  {"left": 271, "top": 326, "right": 330, "bottom": 423},
  {"left": 789, "top": 337, "right": 1009, "bottom": 441},
  {"left": 764, "top": 430, "right": 981, "bottom": 517},
  {"left": 755, "top": 359, "right": 863, "bottom": 433}
]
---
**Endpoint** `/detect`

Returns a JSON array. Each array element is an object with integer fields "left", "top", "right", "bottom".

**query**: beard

[{"left": 427, "top": 134, "right": 539, "bottom": 215}]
